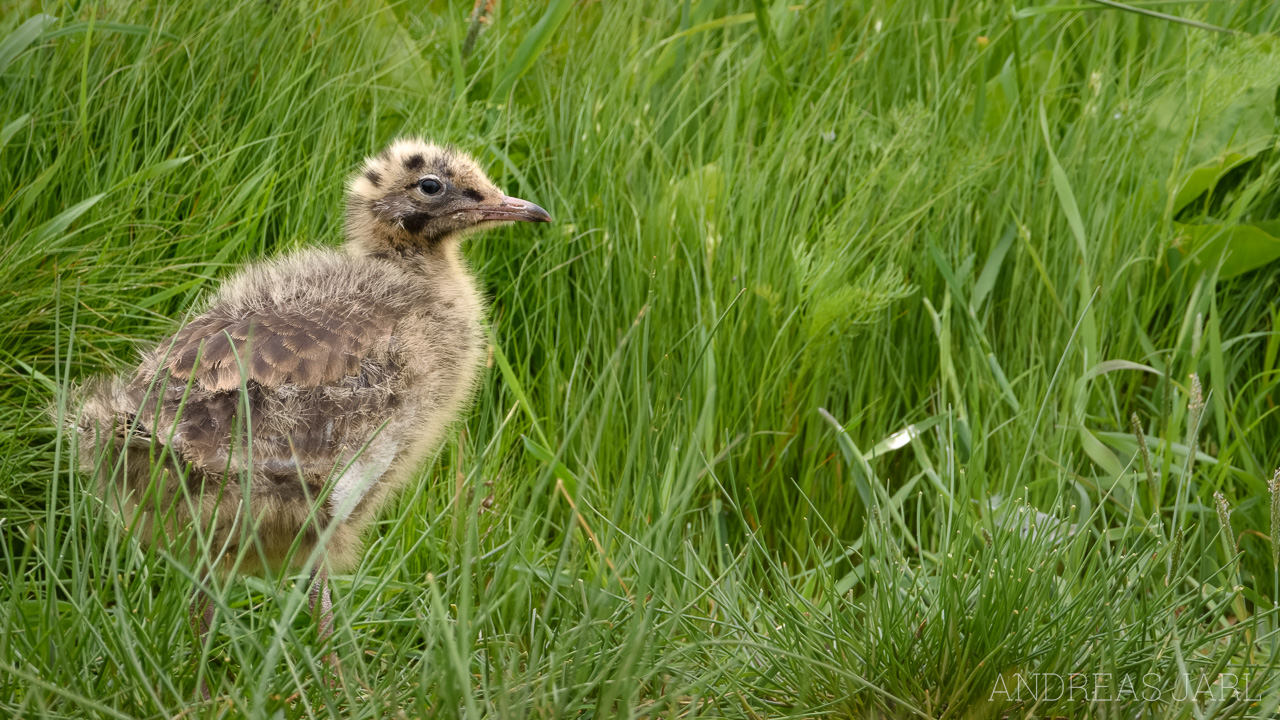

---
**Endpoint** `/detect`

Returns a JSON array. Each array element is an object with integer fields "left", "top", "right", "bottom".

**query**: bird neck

[{"left": 346, "top": 230, "right": 470, "bottom": 280}]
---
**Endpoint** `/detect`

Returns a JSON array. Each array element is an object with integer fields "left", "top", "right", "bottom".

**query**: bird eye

[{"left": 418, "top": 177, "right": 443, "bottom": 196}]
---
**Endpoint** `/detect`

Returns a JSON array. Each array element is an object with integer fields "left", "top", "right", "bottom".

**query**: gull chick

[{"left": 76, "top": 138, "right": 551, "bottom": 694}]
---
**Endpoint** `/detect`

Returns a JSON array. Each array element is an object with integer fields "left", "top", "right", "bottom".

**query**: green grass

[{"left": 4, "top": 0, "right": 1280, "bottom": 716}]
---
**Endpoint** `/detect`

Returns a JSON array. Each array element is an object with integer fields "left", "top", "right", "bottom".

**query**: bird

[{"left": 74, "top": 138, "right": 551, "bottom": 697}]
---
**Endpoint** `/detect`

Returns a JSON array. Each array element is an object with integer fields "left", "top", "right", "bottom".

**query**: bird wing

[
  {"left": 161, "top": 304, "right": 396, "bottom": 393},
  {"left": 134, "top": 297, "right": 405, "bottom": 476}
]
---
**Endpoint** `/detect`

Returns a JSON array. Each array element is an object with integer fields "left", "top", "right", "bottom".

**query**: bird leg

[
  {"left": 189, "top": 587, "right": 215, "bottom": 701},
  {"left": 307, "top": 566, "right": 341, "bottom": 685}
]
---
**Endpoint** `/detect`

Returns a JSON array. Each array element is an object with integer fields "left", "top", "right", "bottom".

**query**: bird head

[{"left": 345, "top": 138, "right": 551, "bottom": 257}]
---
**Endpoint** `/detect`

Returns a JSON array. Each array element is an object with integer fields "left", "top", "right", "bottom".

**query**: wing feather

[
  {"left": 133, "top": 293, "right": 405, "bottom": 474},
  {"left": 161, "top": 303, "right": 396, "bottom": 392}
]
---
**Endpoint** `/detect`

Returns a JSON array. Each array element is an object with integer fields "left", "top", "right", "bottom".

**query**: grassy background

[{"left": 4, "top": 0, "right": 1280, "bottom": 716}]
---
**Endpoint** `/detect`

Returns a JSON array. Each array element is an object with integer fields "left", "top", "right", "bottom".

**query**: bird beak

[{"left": 476, "top": 196, "right": 553, "bottom": 224}]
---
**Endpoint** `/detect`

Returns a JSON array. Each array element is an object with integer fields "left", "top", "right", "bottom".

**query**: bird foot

[
  {"left": 194, "top": 661, "right": 235, "bottom": 701},
  {"left": 319, "top": 652, "right": 343, "bottom": 689},
  {"left": 198, "top": 677, "right": 212, "bottom": 702},
  {"left": 190, "top": 586, "right": 226, "bottom": 701}
]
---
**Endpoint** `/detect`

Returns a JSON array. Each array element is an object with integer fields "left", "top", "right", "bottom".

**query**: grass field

[{"left": 4, "top": 0, "right": 1280, "bottom": 717}]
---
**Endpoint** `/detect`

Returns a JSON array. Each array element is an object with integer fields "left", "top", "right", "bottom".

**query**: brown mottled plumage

[{"left": 75, "top": 138, "right": 550, "bottom": 695}]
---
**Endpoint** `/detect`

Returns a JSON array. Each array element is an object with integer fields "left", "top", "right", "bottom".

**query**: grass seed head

[
  {"left": 1187, "top": 374, "right": 1204, "bottom": 447},
  {"left": 1169, "top": 526, "right": 1185, "bottom": 586},
  {"left": 1270, "top": 469, "right": 1280, "bottom": 570},
  {"left": 1214, "top": 491, "right": 1235, "bottom": 556},
  {"left": 1131, "top": 412, "right": 1160, "bottom": 514}
]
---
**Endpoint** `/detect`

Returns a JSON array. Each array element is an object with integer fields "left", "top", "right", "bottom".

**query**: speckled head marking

[{"left": 346, "top": 137, "right": 551, "bottom": 259}]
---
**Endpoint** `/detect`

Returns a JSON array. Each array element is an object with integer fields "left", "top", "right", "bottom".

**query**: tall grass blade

[
  {"left": 0, "top": 14, "right": 55, "bottom": 74},
  {"left": 490, "top": 0, "right": 573, "bottom": 101}
]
